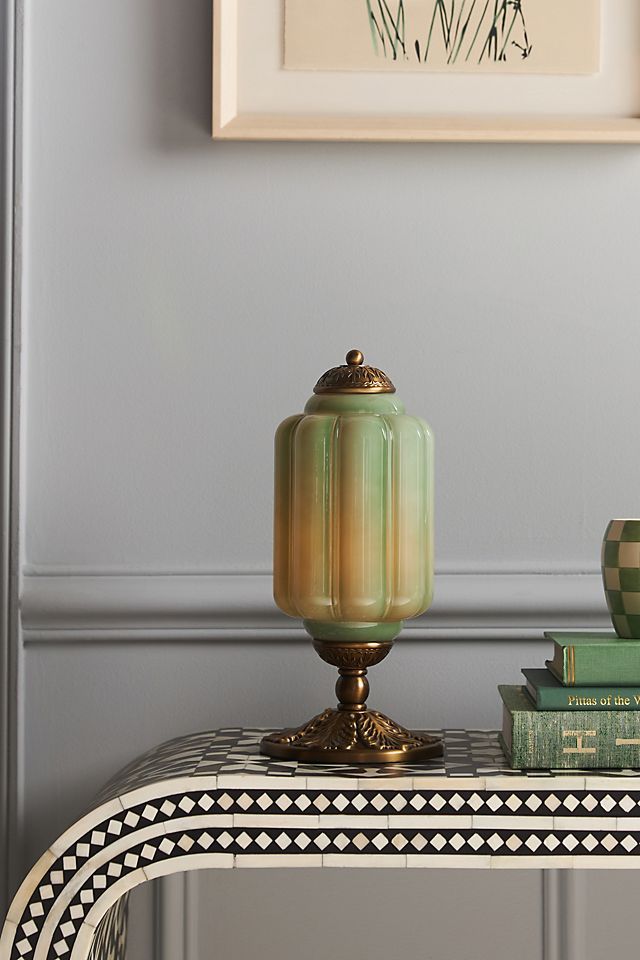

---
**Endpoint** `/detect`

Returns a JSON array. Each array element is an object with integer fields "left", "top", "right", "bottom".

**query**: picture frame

[{"left": 212, "top": 0, "right": 640, "bottom": 143}]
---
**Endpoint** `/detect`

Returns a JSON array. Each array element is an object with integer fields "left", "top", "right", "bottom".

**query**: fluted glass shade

[{"left": 274, "top": 392, "right": 433, "bottom": 638}]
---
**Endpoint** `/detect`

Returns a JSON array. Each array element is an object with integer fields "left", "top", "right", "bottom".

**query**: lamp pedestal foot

[{"left": 260, "top": 639, "right": 442, "bottom": 764}]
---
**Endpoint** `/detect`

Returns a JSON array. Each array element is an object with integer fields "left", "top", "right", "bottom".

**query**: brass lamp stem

[{"left": 335, "top": 667, "right": 368, "bottom": 712}]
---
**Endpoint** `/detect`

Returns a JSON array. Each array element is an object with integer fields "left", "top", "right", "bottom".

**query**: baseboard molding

[{"left": 20, "top": 569, "right": 609, "bottom": 643}]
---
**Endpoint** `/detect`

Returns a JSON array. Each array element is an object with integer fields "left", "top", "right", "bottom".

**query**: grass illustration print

[
  {"left": 366, "top": 0, "right": 532, "bottom": 65},
  {"left": 284, "top": 0, "right": 600, "bottom": 76}
]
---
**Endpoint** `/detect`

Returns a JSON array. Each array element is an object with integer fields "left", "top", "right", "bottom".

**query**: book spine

[
  {"left": 556, "top": 642, "right": 640, "bottom": 685},
  {"left": 528, "top": 680, "right": 640, "bottom": 711},
  {"left": 507, "top": 707, "right": 640, "bottom": 768}
]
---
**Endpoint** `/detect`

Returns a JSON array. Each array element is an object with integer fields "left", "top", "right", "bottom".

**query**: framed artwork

[{"left": 212, "top": 0, "right": 640, "bottom": 142}]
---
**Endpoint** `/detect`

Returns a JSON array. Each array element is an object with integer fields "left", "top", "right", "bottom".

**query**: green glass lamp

[{"left": 260, "top": 350, "right": 442, "bottom": 764}]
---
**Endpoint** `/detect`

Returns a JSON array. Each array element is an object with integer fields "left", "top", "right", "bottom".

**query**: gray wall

[{"left": 15, "top": 0, "right": 640, "bottom": 956}]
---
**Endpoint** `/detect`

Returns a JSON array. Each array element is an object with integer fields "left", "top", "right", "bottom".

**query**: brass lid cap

[{"left": 313, "top": 350, "right": 396, "bottom": 395}]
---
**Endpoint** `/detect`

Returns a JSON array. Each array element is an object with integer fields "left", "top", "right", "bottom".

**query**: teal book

[
  {"left": 522, "top": 668, "right": 640, "bottom": 711},
  {"left": 545, "top": 631, "right": 640, "bottom": 686},
  {"left": 499, "top": 684, "right": 640, "bottom": 769}
]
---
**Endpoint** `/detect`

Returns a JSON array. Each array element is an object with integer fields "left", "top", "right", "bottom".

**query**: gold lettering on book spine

[
  {"left": 566, "top": 646, "right": 575, "bottom": 685},
  {"left": 616, "top": 738, "right": 640, "bottom": 746},
  {"left": 562, "top": 730, "right": 596, "bottom": 754}
]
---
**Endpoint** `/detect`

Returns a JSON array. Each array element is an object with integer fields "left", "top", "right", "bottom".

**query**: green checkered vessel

[{"left": 602, "top": 519, "right": 640, "bottom": 639}]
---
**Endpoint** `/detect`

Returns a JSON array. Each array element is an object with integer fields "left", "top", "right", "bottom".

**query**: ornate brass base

[
  {"left": 260, "top": 707, "right": 442, "bottom": 764},
  {"left": 260, "top": 637, "right": 443, "bottom": 764}
]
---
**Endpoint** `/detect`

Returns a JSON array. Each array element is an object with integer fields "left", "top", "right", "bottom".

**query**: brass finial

[{"left": 313, "top": 350, "right": 396, "bottom": 395}]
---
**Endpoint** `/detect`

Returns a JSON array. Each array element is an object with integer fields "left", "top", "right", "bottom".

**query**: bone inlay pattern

[{"left": 4, "top": 728, "right": 640, "bottom": 960}]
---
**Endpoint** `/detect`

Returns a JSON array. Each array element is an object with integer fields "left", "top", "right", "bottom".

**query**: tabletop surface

[{"left": 98, "top": 727, "right": 640, "bottom": 804}]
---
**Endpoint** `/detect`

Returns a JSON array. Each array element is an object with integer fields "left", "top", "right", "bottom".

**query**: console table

[{"left": 3, "top": 726, "right": 640, "bottom": 960}]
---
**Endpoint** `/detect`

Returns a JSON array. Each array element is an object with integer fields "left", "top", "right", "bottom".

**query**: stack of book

[{"left": 499, "top": 631, "right": 640, "bottom": 769}]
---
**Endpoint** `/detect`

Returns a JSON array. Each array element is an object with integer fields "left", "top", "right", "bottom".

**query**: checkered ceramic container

[{"left": 602, "top": 519, "right": 640, "bottom": 638}]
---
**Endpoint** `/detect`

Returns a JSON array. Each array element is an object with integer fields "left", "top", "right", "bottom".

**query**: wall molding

[
  {"left": 1, "top": 0, "right": 23, "bottom": 917},
  {"left": 21, "top": 569, "right": 609, "bottom": 643}
]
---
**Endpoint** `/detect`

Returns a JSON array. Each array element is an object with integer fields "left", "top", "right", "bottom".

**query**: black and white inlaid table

[{"left": 3, "top": 727, "right": 640, "bottom": 960}]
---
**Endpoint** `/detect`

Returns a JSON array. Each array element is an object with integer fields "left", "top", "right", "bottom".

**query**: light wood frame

[{"left": 212, "top": 0, "right": 640, "bottom": 143}]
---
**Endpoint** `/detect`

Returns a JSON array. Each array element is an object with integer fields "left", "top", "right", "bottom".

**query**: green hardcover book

[
  {"left": 499, "top": 684, "right": 640, "bottom": 769},
  {"left": 545, "top": 631, "right": 640, "bottom": 686},
  {"left": 522, "top": 668, "right": 640, "bottom": 710}
]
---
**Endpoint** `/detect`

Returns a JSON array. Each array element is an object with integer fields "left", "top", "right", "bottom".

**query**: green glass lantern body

[{"left": 274, "top": 392, "right": 434, "bottom": 643}]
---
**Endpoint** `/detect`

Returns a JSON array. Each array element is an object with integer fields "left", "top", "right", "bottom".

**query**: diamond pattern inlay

[{"left": 8, "top": 727, "right": 640, "bottom": 960}]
